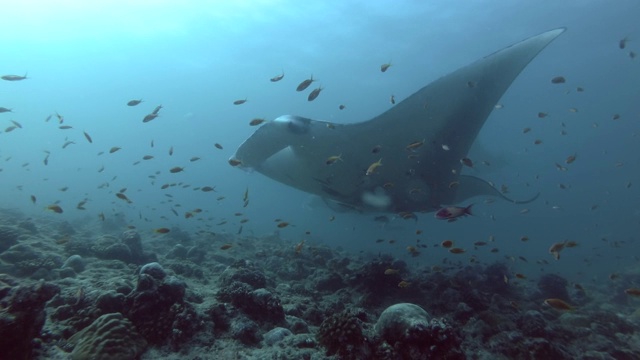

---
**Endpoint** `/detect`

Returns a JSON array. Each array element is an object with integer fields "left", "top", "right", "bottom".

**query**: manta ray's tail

[{"left": 454, "top": 175, "right": 540, "bottom": 205}]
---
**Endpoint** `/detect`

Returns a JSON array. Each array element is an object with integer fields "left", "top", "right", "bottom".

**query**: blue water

[{"left": 1, "top": 1, "right": 638, "bottom": 282}]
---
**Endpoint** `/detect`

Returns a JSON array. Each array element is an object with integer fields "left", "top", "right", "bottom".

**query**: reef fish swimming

[{"left": 229, "top": 29, "right": 564, "bottom": 213}]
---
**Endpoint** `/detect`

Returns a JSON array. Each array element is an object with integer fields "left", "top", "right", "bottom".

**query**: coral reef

[
  {"left": 0, "top": 277, "right": 60, "bottom": 360},
  {"left": 67, "top": 313, "right": 147, "bottom": 360}
]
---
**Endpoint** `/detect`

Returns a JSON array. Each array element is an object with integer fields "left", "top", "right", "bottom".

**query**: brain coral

[{"left": 68, "top": 312, "right": 147, "bottom": 360}]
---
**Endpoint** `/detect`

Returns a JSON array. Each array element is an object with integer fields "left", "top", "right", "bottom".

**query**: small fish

[
  {"left": 46, "top": 204, "right": 63, "bottom": 213},
  {"left": 515, "top": 273, "right": 526, "bottom": 279},
  {"left": 233, "top": 98, "right": 247, "bottom": 105},
  {"left": 142, "top": 113, "right": 158, "bottom": 123},
  {"left": 565, "top": 153, "right": 577, "bottom": 164},
  {"left": 0, "top": 107, "right": 13, "bottom": 113},
  {"left": 142, "top": 155, "right": 154, "bottom": 160},
  {"left": 460, "top": 157, "right": 473, "bottom": 168},
  {"left": 270, "top": 71, "right": 285, "bottom": 82},
  {"left": 449, "top": 248, "right": 466, "bottom": 254},
  {"left": 1, "top": 73, "right": 28, "bottom": 81},
  {"left": 59, "top": 125, "right": 73, "bottom": 130},
  {"left": 249, "top": 118, "right": 266, "bottom": 126},
  {"left": 522, "top": 127, "right": 531, "bottom": 134},
  {"left": 544, "top": 298, "right": 574, "bottom": 311},
  {"left": 339, "top": 104, "right": 346, "bottom": 110},
  {"left": 294, "top": 239, "right": 304, "bottom": 254},
  {"left": 366, "top": 158, "right": 383, "bottom": 175},
  {"left": 371, "top": 145, "right": 382, "bottom": 154},
  {"left": 390, "top": 95, "right": 395, "bottom": 104},
  {"left": 407, "top": 246, "right": 420, "bottom": 257},
  {"left": 325, "top": 154, "right": 343, "bottom": 165},
  {"left": 10, "top": 120, "right": 22, "bottom": 128},
  {"left": 228, "top": 158, "right": 242, "bottom": 166},
  {"left": 116, "top": 193, "right": 132, "bottom": 203},
  {"left": 551, "top": 76, "right": 566, "bottom": 84},
  {"left": 83, "top": 131, "right": 93, "bottom": 143},
  {"left": 277, "top": 221, "right": 289, "bottom": 228},
  {"left": 169, "top": 166, "right": 184, "bottom": 173},
  {"left": 214, "top": 143, "right": 223, "bottom": 150},
  {"left": 441, "top": 240, "right": 454, "bottom": 248},
  {"left": 220, "top": 244, "right": 233, "bottom": 250},
  {"left": 384, "top": 268, "right": 399, "bottom": 275},
  {"left": 398, "top": 280, "right": 411, "bottom": 288},
  {"left": 98, "top": 213, "right": 105, "bottom": 221},
  {"left": 76, "top": 199, "right": 88, "bottom": 210},
  {"left": 619, "top": 37, "right": 629, "bottom": 49},
  {"left": 4, "top": 125, "right": 17, "bottom": 132},
  {"left": 30, "top": 195, "right": 36, "bottom": 204},
  {"left": 405, "top": 140, "right": 425, "bottom": 151},
  {"left": 151, "top": 140, "right": 155, "bottom": 147},
  {"left": 109, "top": 146, "right": 121, "bottom": 154},
  {"left": 55, "top": 112, "right": 64, "bottom": 123},
  {"left": 435, "top": 204, "right": 472, "bottom": 221},
  {"left": 201, "top": 186, "right": 216, "bottom": 192},
  {"left": 533, "top": 139, "right": 542, "bottom": 145},
  {"left": 190, "top": 156, "right": 200, "bottom": 162},
  {"left": 537, "top": 112, "right": 548, "bottom": 118},
  {"left": 473, "top": 241, "right": 487, "bottom": 246},
  {"left": 127, "top": 99, "right": 143, "bottom": 106},
  {"left": 154, "top": 227, "right": 171, "bottom": 234},
  {"left": 624, "top": 288, "right": 640, "bottom": 297},
  {"left": 441, "top": 144, "right": 450, "bottom": 151},
  {"left": 169, "top": 146, "right": 174, "bottom": 156},
  {"left": 380, "top": 62, "right": 392, "bottom": 72},
  {"left": 307, "top": 86, "right": 323, "bottom": 101},
  {"left": 296, "top": 75, "right": 315, "bottom": 92}
]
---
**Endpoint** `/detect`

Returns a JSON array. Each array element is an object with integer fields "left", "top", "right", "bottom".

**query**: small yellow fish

[
  {"left": 325, "top": 154, "right": 343, "bottom": 165},
  {"left": 366, "top": 158, "right": 383, "bottom": 175},
  {"left": 544, "top": 298, "right": 574, "bottom": 311},
  {"left": 384, "top": 268, "right": 399, "bottom": 275},
  {"left": 46, "top": 204, "right": 63, "bottom": 213}
]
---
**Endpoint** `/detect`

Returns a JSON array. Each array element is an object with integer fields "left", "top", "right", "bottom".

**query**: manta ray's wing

[{"left": 231, "top": 28, "right": 565, "bottom": 213}]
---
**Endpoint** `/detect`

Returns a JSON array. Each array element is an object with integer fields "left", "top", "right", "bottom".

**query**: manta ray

[{"left": 230, "top": 28, "right": 565, "bottom": 214}]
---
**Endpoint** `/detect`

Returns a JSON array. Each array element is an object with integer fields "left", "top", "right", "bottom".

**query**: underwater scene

[{"left": 1, "top": 1, "right": 639, "bottom": 359}]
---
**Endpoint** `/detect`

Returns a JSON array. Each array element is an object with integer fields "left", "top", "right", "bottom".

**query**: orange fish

[
  {"left": 449, "top": 247, "right": 466, "bottom": 254},
  {"left": 624, "top": 288, "right": 640, "bottom": 297},
  {"left": 441, "top": 240, "right": 454, "bottom": 248},
  {"left": 46, "top": 204, "right": 63, "bottom": 213},
  {"left": 154, "top": 228, "right": 171, "bottom": 234},
  {"left": 544, "top": 298, "right": 574, "bottom": 311}
]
